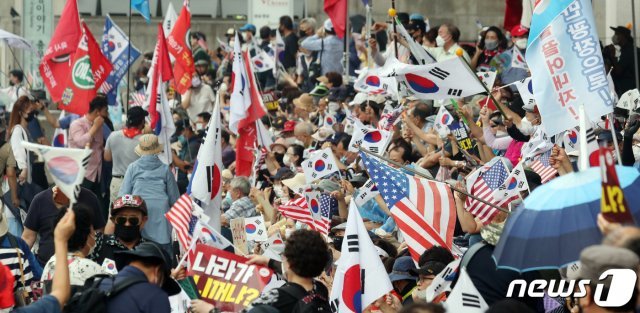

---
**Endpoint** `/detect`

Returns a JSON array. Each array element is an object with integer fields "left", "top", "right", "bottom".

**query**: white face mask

[
  {"left": 283, "top": 154, "right": 292, "bottom": 166},
  {"left": 195, "top": 123, "right": 204, "bottom": 131},
  {"left": 518, "top": 116, "right": 536, "bottom": 135},
  {"left": 284, "top": 228, "right": 294, "bottom": 239},
  {"left": 191, "top": 76, "right": 202, "bottom": 88},
  {"left": 496, "top": 130, "right": 508, "bottom": 137},
  {"left": 241, "top": 32, "right": 249, "bottom": 42},
  {"left": 293, "top": 139, "right": 305, "bottom": 146},
  {"left": 436, "top": 35, "right": 446, "bottom": 47},
  {"left": 515, "top": 38, "right": 528, "bottom": 50},
  {"left": 229, "top": 40, "right": 235, "bottom": 48},
  {"left": 484, "top": 40, "right": 498, "bottom": 51}
]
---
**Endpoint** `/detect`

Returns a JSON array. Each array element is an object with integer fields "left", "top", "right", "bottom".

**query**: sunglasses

[{"left": 113, "top": 216, "right": 141, "bottom": 226}]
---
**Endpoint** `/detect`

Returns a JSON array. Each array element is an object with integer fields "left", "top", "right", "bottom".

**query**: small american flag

[
  {"left": 361, "top": 152, "right": 456, "bottom": 264},
  {"left": 278, "top": 195, "right": 333, "bottom": 235},
  {"left": 465, "top": 159, "right": 517, "bottom": 225},
  {"left": 529, "top": 150, "right": 557, "bottom": 183},
  {"left": 165, "top": 194, "right": 196, "bottom": 251},
  {"left": 129, "top": 91, "right": 147, "bottom": 107}
]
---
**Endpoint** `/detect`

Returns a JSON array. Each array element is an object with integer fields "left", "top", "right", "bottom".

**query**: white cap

[
  {"left": 349, "top": 92, "right": 368, "bottom": 106},
  {"left": 324, "top": 19, "right": 334, "bottom": 32}
]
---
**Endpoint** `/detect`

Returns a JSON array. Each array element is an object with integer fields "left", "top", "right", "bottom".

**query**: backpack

[
  {"left": 279, "top": 283, "right": 332, "bottom": 313},
  {"left": 62, "top": 274, "right": 147, "bottom": 313}
]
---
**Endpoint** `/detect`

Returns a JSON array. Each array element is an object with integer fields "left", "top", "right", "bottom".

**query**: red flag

[
  {"left": 39, "top": 0, "right": 82, "bottom": 102},
  {"left": 503, "top": 0, "right": 523, "bottom": 31},
  {"left": 324, "top": 0, "right": 347, "bottom": 39},
  {"left": 600, "top": 148, "right": 634, "bottom": 224},
  {"left": 167, "top": 3, "right": 194, "bottom": 94},
  {"left": 58, "top": 22, "right": 112, "bottom": 115},
  {"left": 235, "top": 51, "right": 266, "bottom": 177},
  {"left": 149, "top": 24, "right": 174, "bottom": 130}
]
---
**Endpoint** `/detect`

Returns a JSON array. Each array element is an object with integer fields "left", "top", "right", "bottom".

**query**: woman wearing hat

[{"left": 119, "top": 135, "right": 180, "bottom": 254}]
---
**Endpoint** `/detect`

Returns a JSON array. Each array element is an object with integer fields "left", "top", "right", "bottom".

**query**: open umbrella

[
  {"left": 493, "top": 166, "right": 640, "bottom": 272},
  {"left": 0, "top": 29, "right": 35, "bottom": 51}
]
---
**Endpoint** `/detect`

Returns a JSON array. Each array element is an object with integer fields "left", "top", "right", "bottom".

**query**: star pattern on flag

[
  {"left": 362, "top": 154, "right": 408, "bottom": 207},
  {"left": 319, "top": 194, "right": 334, "bottom": 219},
  {"left": 481, "top": 161, "right": 509, "bottom": 190}
]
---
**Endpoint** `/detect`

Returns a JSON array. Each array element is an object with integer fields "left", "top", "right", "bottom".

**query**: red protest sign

[
  {"left": 189, "top": 244, "right": 274, "bottom": 311},
  {"left": 600, "top": 148, "right": 634, "bottom": 224}
]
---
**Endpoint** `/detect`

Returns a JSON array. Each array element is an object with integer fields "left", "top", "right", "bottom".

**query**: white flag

[
  {"left": 353, "top": 179, "right": 380, "bottom": 207},
  {"left": 272, "top": 31, "right": 285, "bottom": 76},
  {"left": 330, "top": 202, "right": 393, "bottom": 313},
  {"left": 510, "top": 47, "right": 528, "bottom": 69},
  {"left": 445, "top": 267, "right": 488, "bottom": 313},
  {"left": 425, "top": 258, "right": 460, "bottom": 302},
  {"left": 244, "top": 216, "right": 268, "bottom": 242},
  {"left": 617, "top": 89, "right": 640, "bottom": 111},
  {"left": 514, "top": 77, "right": 535, "bottom": 108},
  {"left": 302, "top": 148, "right": 340, "bottom": 182},
  {"left": 562, "top": 127, "right": 580, "bottom": 154},
  {"left": 354, "top": 67, "right": 398, "bottom": 98},
  {"left": 394, "top": 17, "right": 436, "bottom": 65},
  {"left": 493, "top": 162, "right": 529, "bottom": 200},
  {"left": 163, "top": 1, "right": 178, "bottom": 64},
  {"left": 22, "top": 143, "right": 91, "bottom": 205},
  {"left": 387, "top": 57, "right": 485, "bottom": 100},
  {"left": 256, "top": 119, "right": 273, "bottom": 150},
  {"left": 348, "top": 124, "right": 392, "bottom": 155},
  {"left": 251, "top": 49, "right": 275, "bottom": 73},
  {"left": 520, "top": 124, "right": 553, "bottom": 163},
  {"left": 229, "top": 32, "right": 252, "bottom": 135},
  {"left": 189, "top": 93, "right": 223, "bottom": 230},
  {"left": 607, "top": 72, "right": 619, "bottom": 104},
  {"left": 192, "top": 219, "right": 232, "bottom": 250},
  {"left": 433, "top": 105, "right": 454, "bottom": 137},
  {"left": 476, "top": 71, "right": 497, "bottom": 90}
]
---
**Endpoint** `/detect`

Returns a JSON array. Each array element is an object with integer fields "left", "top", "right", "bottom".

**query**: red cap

[
  {"left": 283, "top": 120, "right": 296, "bottom": 132},
  {"left": 511, "top": 25, "right": 529, "bottom": 37},
  {"left": 0, "top": 264, "right": 14, "bottom": 309}
]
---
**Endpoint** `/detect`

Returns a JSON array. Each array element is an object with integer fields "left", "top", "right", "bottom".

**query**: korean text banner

[
  {"left": 527, "top": 0, "right": 613, "bottom": 135},
  {"left": 189, "top": 244, "right": 273, "bottom": 311}
]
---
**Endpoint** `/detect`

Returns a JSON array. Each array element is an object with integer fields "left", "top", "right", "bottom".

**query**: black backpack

[
  {"left": 279, "top": 283, "right": 332, "bottom": 313},
  {"left": 62, "top": 274, "right": 147, "bottom": 313}
]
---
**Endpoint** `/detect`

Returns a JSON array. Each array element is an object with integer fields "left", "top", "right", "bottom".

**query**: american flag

[
  {"left": 129, "top": 91, "right": 147, "bottom": 107},
  {"left": 378, "top": 105, "right": 403, "bottom": 131},
  {"left": 164, "top": 194, "right": 197, "bottom": 251},
  {"left": 277, "top": 194, "right": 333, "bottom": 235},
  {"left": 465, "top": 158, "right": 517, "bottom": 225},
  {"left": 361, "top": 152, "right": 456, "bottom": 264},
  {"left": 529, "top": 150, "right": 557, "bottom": 183}
]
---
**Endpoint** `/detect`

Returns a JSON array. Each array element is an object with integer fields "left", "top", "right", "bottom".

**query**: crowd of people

[{"left": 1, "top": 4, "right": 640, "bottom": 313}]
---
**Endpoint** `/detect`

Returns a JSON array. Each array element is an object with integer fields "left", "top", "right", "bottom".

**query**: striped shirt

[{"left": 0, "top": 234, "right": 42, "bottom": 294}]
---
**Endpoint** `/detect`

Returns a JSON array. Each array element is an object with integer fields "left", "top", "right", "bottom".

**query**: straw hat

[
  {"left": 135, "top": 134, "right": 163, "bottom": 156},
  {"left": 282, "top": 173, "right": 307, "bottom": 194},
  {"left": 293, "top": 93, "right": 315, "bottom": 112}
]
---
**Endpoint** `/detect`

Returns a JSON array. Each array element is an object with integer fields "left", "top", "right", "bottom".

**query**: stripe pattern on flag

[
  {"left": 465, "top": 159, "right": 517, "bottom": 225},
  {"left": 277, "top": 196, "right": 332, "bottom": 234},
  {"left": 529, "top": 150, "right": 558, "bottom": 183},
  {"left": 165, "top": 194, "right": 196, "bottom": 250}
]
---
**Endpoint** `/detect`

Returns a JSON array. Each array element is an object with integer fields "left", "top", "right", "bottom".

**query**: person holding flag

[
  {"left": 491, "top": 25, "right": 530, "bottom": 89},
  {"left": 300, "top": 19, "right": 344, "bottom": 76}
]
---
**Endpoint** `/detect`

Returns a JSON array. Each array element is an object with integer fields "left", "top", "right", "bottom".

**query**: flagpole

[
  {"left": 126, "top": 0, "right": 133, "bottom": 112},
  {"left": 632, "top": 0, "right": 639, "bottom": 90},
  {"left": 358, "top": 147, "right": 510, "bottom": 213},
  {"left": 365, "top": 3, "right": 373, "bottom": 69},
  {"left": 454, "top": 49, "right": 507, "bottom": 118},
  {"left": 609, "top": 113, "right": 623, "bottom": 165},
  {"left": 389, "top": 1, "right": 398, "bottom": 59},
  {"left": 343, "top": 0, "right": 350, "bottom": 84}
]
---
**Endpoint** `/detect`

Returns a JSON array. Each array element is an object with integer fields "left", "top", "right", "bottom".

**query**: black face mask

[
  {"left": 332, "top": 235, "right": 344, "bottom": 251},
  {"left": 274, "top": 152, "right": 285, "bottom": 166},
  {"left": 114, "top": 224, "right": 141, "bottom": 243},
  {"left": 298, "top": 30, "right": 306, "bottom": 38},
  {"left": 24, "top": 112, "right": 36, "bottom": 122}
]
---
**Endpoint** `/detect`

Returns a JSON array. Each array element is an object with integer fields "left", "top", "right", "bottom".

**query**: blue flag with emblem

[
  {"left": 101, "top": 16, "right": 141, "bottom": 105},
  {"left": 526, "top": 0, "right": 613, "bottom": 135},
  {"left": 131, "top": 0, "right": 151, "bottom": 23}
]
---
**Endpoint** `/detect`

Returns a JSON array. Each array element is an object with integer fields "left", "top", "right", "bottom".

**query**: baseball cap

[
  {"left": 323, "top": 19, "right": 334, "bottom": 32},
  {"left": 310, "top": 84, "right": 330, "bottom": 97},
  {"left": 511, "top": 25, "right": 529, "bottom": 37},
  {"left": 349, "top": 92, "right": 368, "bottom": 106},
  {"left": 568, "top": 245, "right": 639, "bottom": 288},
  {"left": 312, "top": 126, "right": 335, "bottom": 142},
  {"left": 272, "top": 167, "right": 295, "bottom": 181},
  {"left": 111, "top": 195, "right": 148, "bottom": 216},
  {"left": 409, "top": 261, "right": 446, "bottom": 277},
  {"left": 239, "top": 23, "right": 257, "bottom": 34},
  {"left": 610, "top": 26, "right": 632, "bottom": 37},
  {"left": 115, "top": 242, "right": 182, "bottom": 296},
  {"left": 225, "top": 28, "right": 235, "bottom": 36},
  {"left": 409, "top": 13, "right": 425, "bottom": 21},
  {"left": 283, "top": 120, "right": 296, "bottom": 133},
  {"left": 408, "top": 20, "right": 426, "bottom": 33},
  {"left": 389, "top": 256, "right": 418, "bottom": 282},
  {"left": 522, "top": 101, "right": 539, "bottom": 114}
]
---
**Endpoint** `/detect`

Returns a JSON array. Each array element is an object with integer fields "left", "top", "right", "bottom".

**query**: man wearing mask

[
  {"left": 279, "top": 15, "right": 299, "bottom": 73},
  {"left": 492, "top": 25, "right": 530, "bottom": 89},
  {"left": 0, "top": 70, "right": 29, "bottom": 119},
  {"left": 298, "top": 18, "right": 317, "bottom": 41},
  {"left": 425, "top": 23, "right": 470, "bottom": 62},
  {"left": 301, "top": 19, "right": 344, "bottom": 75},
  {"left": 181, "top": 68, "right": 215, "bottom": 123},
  {"left": 239, "top": 23, "right": 257, "bottom": 48},
  {"left": 90, "top": 195, "right": 150, "bottom": 268},
  {"left": 293, "top": 121, "right": 316, "bottom": 151},
  {"left": 605, "top": 26, "right": 640, "bottom": 97}
]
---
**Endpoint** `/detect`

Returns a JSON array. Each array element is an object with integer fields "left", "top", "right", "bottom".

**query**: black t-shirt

[
  {"left": 282, "top": 33, "right": 299, "bottom": 70},
  {"left": 248, "top": 281, "right": 329, "bottom": 313},
  {"left": 24, "top": 187, "right": 106, "bottom": 265}
]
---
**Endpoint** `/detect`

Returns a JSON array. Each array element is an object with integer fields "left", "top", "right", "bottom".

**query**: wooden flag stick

[
  {"left": 455, "top": 48, "right": 507, "bottom": 118},
  {"left": 358, "top": 147, "right": 510, "bottom": 213}
]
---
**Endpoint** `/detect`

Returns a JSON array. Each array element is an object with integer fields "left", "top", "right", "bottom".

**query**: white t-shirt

[
  {"left": 0, "top": 85, "right": 28, "bottom": 112},
  {"left": 184, "top": 84, "right": 215, "bottom": 123},
  {"left": 42, "top": 253, "right": 104, "bottom": 287}
]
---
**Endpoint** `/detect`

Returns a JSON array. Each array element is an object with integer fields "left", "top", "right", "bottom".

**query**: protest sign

[
  {"left": 230, "top": 217, "right": 248, "bottom": 255},
  {"left": 190, "top": 244, "right": 274, "bottom": 311}
]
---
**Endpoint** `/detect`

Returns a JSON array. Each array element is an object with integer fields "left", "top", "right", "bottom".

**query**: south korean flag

[
  {"left": 514, "top": 77, "right": 535, "bottom": 108},
  {"left": 493, "top": 162, "right": 529, "bottom": 200},
  {"left": 349, "top": 124, "right": 391, "bottom": 155},
  {"left": 445, "top": 267, "right": 488, "bottom": 312},
  {"left": 244, "top": 216, "right": 268, "bottom": 242},
  {"left": 433, "top": 105, "right": 454, "bottom": 138},
  {"left": 302, "top": 148, "right": 340, "bottom": 183},
  {"left": 354, "top": 179, "right": 380, "bottom": 207},
  {"left": 476, "top": 71, "right": 497, "bottom": 90}
]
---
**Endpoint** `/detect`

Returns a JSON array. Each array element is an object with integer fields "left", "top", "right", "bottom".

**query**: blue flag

[
  {"left": 526, "top": 0, "right": 613, "bottom": 135},
  {"left": 101, "top": 16, "right": 141, "bottom": 105},
  {"left": 131, "top": 0, "right": 151, "bottom": 23}
]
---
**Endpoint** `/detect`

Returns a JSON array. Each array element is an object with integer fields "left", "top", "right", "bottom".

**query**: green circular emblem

[{"left": 71, "top": 55, "right": 95, "bottom": 90}]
